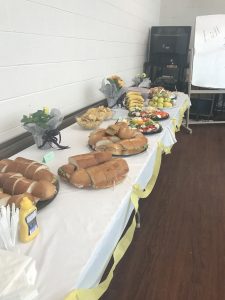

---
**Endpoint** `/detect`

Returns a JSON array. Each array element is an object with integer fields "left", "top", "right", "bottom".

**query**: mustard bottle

[{"left": 19, "top": 197, "right": 40, "bottom": 243}]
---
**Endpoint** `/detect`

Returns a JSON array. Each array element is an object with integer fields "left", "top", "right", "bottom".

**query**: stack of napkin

[{"left": 0, "top": 249, "right": 38, "bottom": 300}]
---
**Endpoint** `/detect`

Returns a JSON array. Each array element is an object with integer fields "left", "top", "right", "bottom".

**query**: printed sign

[{"left": 192, "top": 15, "right": 225, "bottom": 88}]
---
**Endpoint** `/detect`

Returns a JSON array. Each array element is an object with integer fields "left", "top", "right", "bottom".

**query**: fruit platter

[
  {"left": 127, "top": 117, "right": 162, "bottom": 135},
  {"left": 128, "top": 107, "right": 169, "bottom": 121},
  {"left": 148, "top": 87, "right": 176, "bottom": 109}
]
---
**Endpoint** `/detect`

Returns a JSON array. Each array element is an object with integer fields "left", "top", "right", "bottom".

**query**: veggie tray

[
  {"left": 111, "top": 145, "right": 148, "bottom": 157},
  {"left": 128, "top": 117, "right": 163, "bottom": 135},
  {"left": 128, "top": 108, "right": 169, "bottom": 121},
  {"left": 88, "top": 143, "right": 148, "bottom": 157}
]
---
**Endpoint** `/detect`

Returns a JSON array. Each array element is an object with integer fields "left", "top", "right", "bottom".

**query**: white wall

[
  {"left": 0, "top": 0, "right": 161, "bottom": 143},
  {"left": 159, "top": 0, "right": 225, "bottom": 46}
]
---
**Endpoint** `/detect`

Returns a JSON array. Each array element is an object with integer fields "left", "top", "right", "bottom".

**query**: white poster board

[{"left": 192, "top": 15, "right": 225, "bottom": 89}]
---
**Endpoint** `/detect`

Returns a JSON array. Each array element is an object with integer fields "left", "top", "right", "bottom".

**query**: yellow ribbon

[
  {"left": 171, "top": 98, "right": 190, "bottom": 133},
  {"left": 175, "top": 98, "right": 190, "bottom": 132},
  {"left": 64, "top": 215, "right": 137, "bottom": 300}
]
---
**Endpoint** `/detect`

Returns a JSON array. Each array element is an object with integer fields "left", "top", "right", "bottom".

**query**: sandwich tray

[
  {"left": 36, "top": 180, "right": 59, "bottom": 211},
  {"left": 88, "top": 144, "right": 148, "bottom": 157},
  {"left": 113, "top": 146, "right": 148, "bottom": 157}
]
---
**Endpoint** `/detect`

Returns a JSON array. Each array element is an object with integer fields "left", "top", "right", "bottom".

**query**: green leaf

[{"left": 21, "top": 109, "right": 53, "bottom": 128}]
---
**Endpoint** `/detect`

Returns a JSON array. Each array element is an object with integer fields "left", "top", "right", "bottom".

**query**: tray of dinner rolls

[
  {"left": 58, "top": 151, "right": 129, "bottom": 189},
  {"left": 0, "top": 157, "right": 59, "bottom": 210},
  {"left": 88, "top": 122, "right": 148, "bottom": 156}
]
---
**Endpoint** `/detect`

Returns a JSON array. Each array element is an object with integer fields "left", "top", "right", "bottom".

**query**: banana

[
  {"left": 125, "top": 91, "right": 145, "bottom": 111},
  {"left": 129, "top": 104, "right": 143, "bottom": 108},
  {"left": 127, "top": 91, "right": 141, "bottom": 96},
  {"left": 128, "top": 105, "right": 143, "bottom": 110},
  {"left": 126, "top": 95, "right": 143, "bottom": 100},
  {"left": 129, "top": 106, "right": 143, "bottom": 111},
  {"left": 127, "top": 101, "right": 144, "bottom": 106},
  {"left": 127, "top": 98, "right": 144, "bottom": 104},
  {"left": 128, "top": 103, "right": 143, "bottom": 107}
]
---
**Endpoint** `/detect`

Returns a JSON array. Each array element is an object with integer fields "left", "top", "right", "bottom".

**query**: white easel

[
  {"left": 187, "top": 49, "right": 225, "bottom": 131},
  {"left": 186, "top": 15, "right": 225, "bottom": 131}
]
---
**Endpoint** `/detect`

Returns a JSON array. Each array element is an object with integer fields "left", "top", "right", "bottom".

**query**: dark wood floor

[{"left": 101, "top": 125, "right": 225, "bottom": 300}]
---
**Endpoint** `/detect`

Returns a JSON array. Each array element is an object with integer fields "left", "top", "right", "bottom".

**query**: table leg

[
  {"left": 182, "top": 108, "right": 192, "bottom": 134},
  {"left": 136, "top": 211, "right": 141, "bottom": 228}
]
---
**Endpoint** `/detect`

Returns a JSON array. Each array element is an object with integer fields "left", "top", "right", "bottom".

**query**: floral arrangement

[
  {"left": 132, "top": 72, "right": 151, "bottom": 88},
  {"left": 132, "top": 73, "right": 146, "bottom": 85},
  {"left": 21, "top": 107, "right": 53, "bottom": 129},
  {"left": 107, "top": 75, "right": 125, "bottom": 90},
  {"left": 99, "top": 75, "right": 126, "bottom": 107},
  {"left": 21, "top": 107, "right": 69, "bottom": 150}
]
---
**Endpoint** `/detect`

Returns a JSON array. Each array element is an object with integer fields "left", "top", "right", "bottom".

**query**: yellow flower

[
  {"left": 43, "top": 107, "right": 49, "bottom": 114},
  {"left": 117, "top": 79, "right": 125, "bottom": 88}
]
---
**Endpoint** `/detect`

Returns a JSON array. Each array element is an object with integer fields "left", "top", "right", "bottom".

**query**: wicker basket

[{"left": 76, "top": 117, "right": 102, "bottom": 129}]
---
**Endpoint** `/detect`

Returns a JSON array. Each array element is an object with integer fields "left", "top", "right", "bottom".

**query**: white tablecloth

[{"left": 9, "top": 93, "right": 190, "bottom": 300}]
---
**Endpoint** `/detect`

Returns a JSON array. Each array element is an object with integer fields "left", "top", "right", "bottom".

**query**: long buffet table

[{"left": 10, "top": 92, "right": 190, "bottom": 300}]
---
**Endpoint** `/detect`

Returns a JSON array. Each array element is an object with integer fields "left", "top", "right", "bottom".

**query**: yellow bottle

[{"left": 19, "top": 197, "right": 40, "bottom": 243}]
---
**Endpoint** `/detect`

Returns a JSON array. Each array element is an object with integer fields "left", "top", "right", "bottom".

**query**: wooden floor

[{"left": 101, "top": 125, "right": 225, "bottom": 300}]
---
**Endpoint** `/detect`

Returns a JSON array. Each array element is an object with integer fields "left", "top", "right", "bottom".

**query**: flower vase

[
  {"left": 107, "top": 97, "right": 118, "bottom": 108},
  {"left": 32, "top": 131, "right": 51, "bottom": 150},
  {"left": 22, "top": 108, "right": 69, "bottom": 150}
]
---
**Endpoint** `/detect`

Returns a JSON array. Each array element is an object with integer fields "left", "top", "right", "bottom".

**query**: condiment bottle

[{"left": 19, "top": 196, "right": 40, "bottom": 243}]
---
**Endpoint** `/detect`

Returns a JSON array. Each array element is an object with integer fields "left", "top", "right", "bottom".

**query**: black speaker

[
  {"left": 149, "top": 26, "right": 191, "bottom": 56},
  {"left": 146, "top": 26, "right": 191, "bottom": 91}
]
